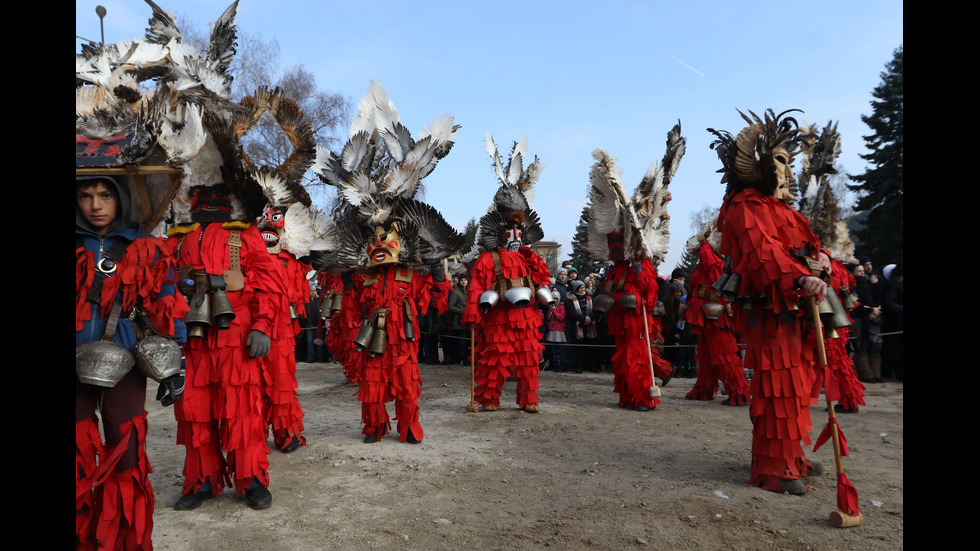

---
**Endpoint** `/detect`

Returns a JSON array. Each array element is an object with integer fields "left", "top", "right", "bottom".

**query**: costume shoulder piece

[
  {"left": 309, "top": 81, "right": 464, "bottom": 272},
  {"left": 796, "top": 121, "right": 855, "bottom": 263},
  {"left": 707, "top": 109, "right": 804, "bottom": 203},
  {"left": 466, "top": 134, "right": 546, "bottom": 259},
  {"left": 579, "top": 121, "right": 686, "bottom": 268}
]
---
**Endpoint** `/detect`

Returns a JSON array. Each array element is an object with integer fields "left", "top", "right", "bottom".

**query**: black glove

[
  {"left": 246, "top": 330, "right": 271, "bottom": 358},
  {"left": 156, "top": 361, "right": 185, "bottom": 407}
]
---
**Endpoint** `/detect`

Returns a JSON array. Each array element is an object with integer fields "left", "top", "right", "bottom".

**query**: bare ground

[{"left": 144, "top": 361, "right": 903, "bottom": 551}]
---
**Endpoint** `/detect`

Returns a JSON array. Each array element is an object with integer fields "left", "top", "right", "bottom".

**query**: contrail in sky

[{"left": 657, "top": 47, "right": 706, "bottom": 78}]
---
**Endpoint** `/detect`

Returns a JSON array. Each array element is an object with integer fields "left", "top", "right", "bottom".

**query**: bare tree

[
  {"left": 688, "top": 204, "right": 718, "bottom": 233},
  {"left": 178, "top": 16, "right": 352, "bottom": 206}
]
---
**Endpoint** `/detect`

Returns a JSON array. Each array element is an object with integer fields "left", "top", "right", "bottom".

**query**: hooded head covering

[{"left": 76, "top": 175, "right": 133, "bottom": 236}]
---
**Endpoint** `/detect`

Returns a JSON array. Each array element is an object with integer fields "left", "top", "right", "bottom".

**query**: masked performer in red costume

[
  {"left": 311, "top": 82, "right": 464, "bottom": 443},
  {"left": 234, "top": 86, "right": 338, "bottom": 453},
  {"left": 709, "top": 109, "right": 827, "bottom": 495},
  {"left": 463, "top": 135, "right": 552, "bottom": 413},
  {"left": 682, "top": 222, "right": 751, "bottom": 405},
  {"left": 796, "top": 121, "right": 866, "bottom": 414},
  {"left": 579, "top": 124, "right": 684, "bottom": 410}
]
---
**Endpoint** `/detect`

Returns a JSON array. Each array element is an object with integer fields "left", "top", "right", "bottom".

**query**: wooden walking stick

[
  {"left": 466, "top": 329, "right": 479, "bottom": 413},
  {"left": 640, "top": 300, "right": 661, "bottom": 398},
  {"left": 808, "top": 296, "right": 862, "bottom": 528}
]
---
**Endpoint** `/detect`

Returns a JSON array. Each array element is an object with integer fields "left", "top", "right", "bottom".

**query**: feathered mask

[
  {"left": 233, "top": 86, "right": 338, "bottom": 258},
  {"left": 796, "top": 121, "right": 856, "bottom": 263},
  {"left": 580, "top": 122, "right": 686, "bottom": 267},
  {"left": 310, "top": 81, "right": 464, "bottom": 271},
  {"left": 707, "top": 109, "right": 803, "bottom": 200},
  {"left": 473, "top": 134, "right": 546, "bottom": 252}
]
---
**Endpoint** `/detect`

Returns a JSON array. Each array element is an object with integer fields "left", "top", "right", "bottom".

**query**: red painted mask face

[
  {"left": 188, "top": 184, "right": 233, "bottom": 223},
  {"left": 503, "top": 225, "right": 523, "bottom": 252},
  {"left": 259, "top": 206, "right": 285, "bottom": 252},
  {"left": 367, "top": 224, "right": 401, "bottom": 267},
  {"left": 607, "top": 232, "right": 625, "bottom": 262}
]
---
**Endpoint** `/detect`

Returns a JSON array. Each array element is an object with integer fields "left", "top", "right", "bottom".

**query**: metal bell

[
  {"left": 369, "top": 309, "right": 388, "bottom": 356},
  {"left": 702, "top": 302, "right": 725, "bottom": 320},
  {"left": 536, "top": 287, "right": 557, "bottom": 307},
  {"left": 330, "top": 292, "right": 344, "bottom": 317},
  {"left": 820, "top": 290, "right": 852, "bottom": 332},
  {"left": 504, "top": 286, "right": 533, "bottom": 308},
  {"left": 402, "top": 300, "right": 416, "bottom": 342},
  {"left": 619, "top": 293, "right": 638, "bottom": 310},
  {"left": 479, "top": 290, "right": 499, "bottom": 312},
  {"left": 592, "top": 293, "right": 615, "bottom": 314},
  {"left": 721, "top": 273, "right": 742, "bottom": 302},
  {"left": 210, "top": 289, "right": 236, "bottom": 330},
  {"left": 134, "top": 335, "right": 182, "bottom": 382},
  {"left": 353, "top": 312, "right": 377, "bottom": 353},
  {"left": 319, "top": 293, "right": 335, "bottom": 319},
  {"left": 76, "top": 340, "right": 135, "bottom": 387},
  {"left": 184, "top": 293, "right": 211, "bottom": 339}
]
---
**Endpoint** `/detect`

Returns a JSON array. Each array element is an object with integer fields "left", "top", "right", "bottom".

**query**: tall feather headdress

[
  {"left": 579, "top": 122, "right": 686, "bottom": 268},
  {"left": 235, "top": 86, "right": 338, "bottom": 258},
  {"left": 468, "top": 134, "right": 546, "bottom": 256},
  {"left": 309, "top": 81, "right": 464, "bottom": 271},
  {"left": 707, "top": 109, "right": 803, "bottom": 198},
  {"left": 796, "top": 121, "right": 856, "bottom": 263},
  {"left": 76, "top": 1, "right": 251, "bottom": 227}
]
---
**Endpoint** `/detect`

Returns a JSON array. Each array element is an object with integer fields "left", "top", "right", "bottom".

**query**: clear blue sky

[{"left": 77, "top": 0, "right": 903, "bottom": 272}]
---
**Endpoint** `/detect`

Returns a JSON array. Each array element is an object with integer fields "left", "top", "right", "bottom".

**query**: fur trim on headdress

[
  {"left": 310, "top": 81, "right": 464, "bottom": 271},
  {"left": 578, "top": 122, "right": 686, "bottom": 267},
  {"left": 796, "top": 121, "right": 856, "bottom": 263}
]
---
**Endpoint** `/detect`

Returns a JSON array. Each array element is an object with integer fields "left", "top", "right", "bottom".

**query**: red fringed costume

[
  {"left": 356, "top": 265, "right": 451, "bottom": 442},
  {"left": 810, "top": 256, "right": 866, "bottom": 411},
  {"left": 719, "top": 188, "right": 821, "bottom": 492},
  {"left": 604, "top": 259, "right": 672, "bottom": 409},
  {"left": 261, "top": 251, "right": 311, "bottom": 451},
  {"left": 166, "top": 222, "right": 286, "bottom": 498},
  {"left": 322, "top": 272, "right": 365, "bottom": 385},
  {"left": 463, "top": 247, "right": 551, "bottom": 410},
  {"left": 683, "top": 241, "right": 751, "bottom": 405},
  {"left": 76, "top": 229, "right": 186, "bottom": 551}
]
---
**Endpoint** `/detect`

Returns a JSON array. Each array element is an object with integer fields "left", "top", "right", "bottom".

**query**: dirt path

[{"left": 144, "top": 361, "right": 903, "bottom": 550}]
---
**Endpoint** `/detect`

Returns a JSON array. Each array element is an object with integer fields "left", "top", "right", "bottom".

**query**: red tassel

[{"left": 837, "top": 472, "right": 861, "bottom": 516}]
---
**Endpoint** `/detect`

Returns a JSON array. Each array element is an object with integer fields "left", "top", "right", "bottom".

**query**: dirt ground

[{"left": 143, "top": 360, "right": 903, "bottom": 551}]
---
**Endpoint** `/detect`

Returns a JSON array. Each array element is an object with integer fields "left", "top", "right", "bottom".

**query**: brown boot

[
  {"left": 870, "top": 356, "right": 883, "bottom": 383},
  {"left": 854, "top": 355, "right": 873, "bottom": 382}
]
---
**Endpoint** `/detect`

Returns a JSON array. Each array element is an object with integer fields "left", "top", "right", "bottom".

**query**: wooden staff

[
  {"left": 808, "top": 296, "right": 862, "bottom": 527},
  {"left": 466, "top": 329, "right": 479, "bottom": 413},
  {"left": 640, "top": 300, "right": 661, "bottom": 398}
]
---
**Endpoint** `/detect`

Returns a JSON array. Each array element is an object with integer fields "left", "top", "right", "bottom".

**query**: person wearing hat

[
  {"left": 566, "top": 266, "right": 580, "bottom": 285},
  {"left": 76, "top": 175, "right": 188, "bottom": 549},
  {"left": 566, "top": 279, "right": 601, "bottom": 372}
]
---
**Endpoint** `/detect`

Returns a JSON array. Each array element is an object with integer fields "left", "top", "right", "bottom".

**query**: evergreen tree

[
  {"left": 569, "top": 207, "right": 609, "bottom": 276},
  {"left": 675, "top": 245, "right": 699, "bottom": 277},
  {"left": 847, "top": 45, "right": 903, "bottom": 263}
]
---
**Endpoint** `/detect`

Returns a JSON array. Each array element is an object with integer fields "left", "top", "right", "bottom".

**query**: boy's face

[{"left": 77, "top": 181, "right": 119, "bottom": 233}]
